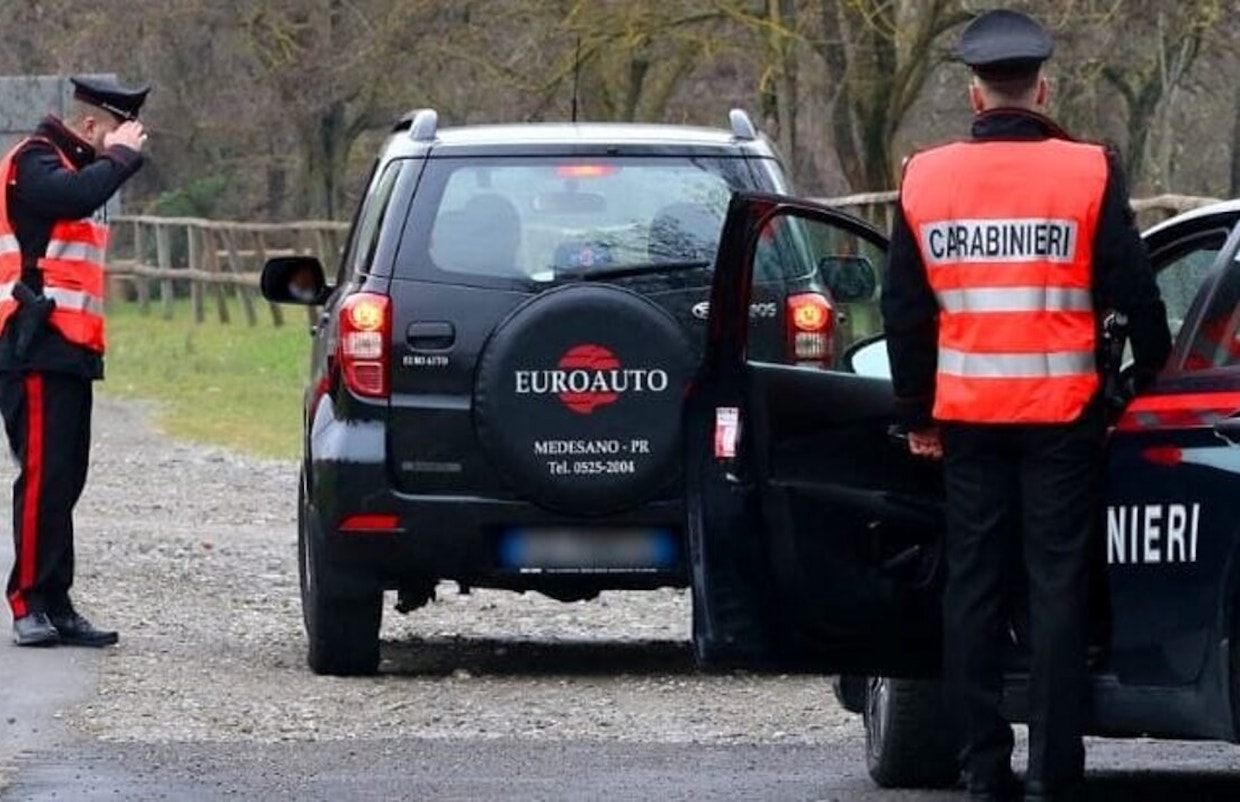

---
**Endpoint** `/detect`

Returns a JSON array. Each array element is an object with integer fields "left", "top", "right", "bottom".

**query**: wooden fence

[
  {"left": 106, "top": 215, "right": 348, "bottom": 326},
  {"left": 105, "top": 192, "right": 1224, "bottom": 326}
]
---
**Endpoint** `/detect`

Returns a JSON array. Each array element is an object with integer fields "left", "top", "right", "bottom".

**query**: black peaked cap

[
  {"left": 955, "top": 9, "right": 1053, "bottom": 77},
  {"left": 70, "top": 75, "right": 150, "bottom": 121}
]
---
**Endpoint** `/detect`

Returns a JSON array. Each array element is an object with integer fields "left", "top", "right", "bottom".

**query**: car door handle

[
  {"left": 407, "top": 321, "right": 456, "bottom": 351},
  {"left": 1214, "top": 415, "right": 1240, "bottom": 444}
]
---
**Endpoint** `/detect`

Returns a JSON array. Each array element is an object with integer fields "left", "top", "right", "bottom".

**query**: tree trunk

[
  {"left": 768, "top": 0, "right": 799, "bottom": 170},
  {"left": 1230, "top": 82, "right": 1240, "bottom": 197}
]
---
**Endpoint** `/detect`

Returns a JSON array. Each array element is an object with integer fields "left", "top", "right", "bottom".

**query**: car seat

[{"left": 431, "top": 193, "right": 522, "bottom": 275}]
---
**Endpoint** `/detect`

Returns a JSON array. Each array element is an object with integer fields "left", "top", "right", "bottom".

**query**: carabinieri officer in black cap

[
  {"left": 0, "top": 75, "right": 149, "bottom": 648},
  {"left": 881, "top": 9, "right": 1170, "bottom": 802}
]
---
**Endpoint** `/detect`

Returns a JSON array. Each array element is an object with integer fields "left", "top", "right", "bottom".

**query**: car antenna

[{"left": 571, "top": 36, "right": 582, "bottom": 123}]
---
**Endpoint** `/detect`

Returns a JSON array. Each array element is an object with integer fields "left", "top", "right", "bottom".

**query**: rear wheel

[
  {"left": 1231, "top": 597, "right": 1240, "bottom": 734},
  {"left": 832, "top": 674, "right": 867, "bottom": 714},
  {"left": 299, "top": 478, "right": 382, "bottom": 676},
  {"left": 864, "top": 676, "right": 960, "bottom": 789}
]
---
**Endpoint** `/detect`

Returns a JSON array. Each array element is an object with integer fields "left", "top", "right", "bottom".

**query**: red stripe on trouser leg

[{"left": 7, "top": 374, "right": 44, "bottom": 619}]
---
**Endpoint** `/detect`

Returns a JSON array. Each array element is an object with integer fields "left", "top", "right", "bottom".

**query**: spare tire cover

[{"left": 475, "top": 283, "right": 695, "bottom": 516}]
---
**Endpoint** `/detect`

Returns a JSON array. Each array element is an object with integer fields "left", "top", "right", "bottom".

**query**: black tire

[
  {"left": 832, "top": 674, "right": 867, "bottom": 714},
  {"left": 864, "top": 676, "right": 960, "bottom": 789},
  {"left": 298, "top": 478, "right": 382, "bottom": 676},
  {"left": 1231, "top": 597, "right": 1240, "bottom": 735}
]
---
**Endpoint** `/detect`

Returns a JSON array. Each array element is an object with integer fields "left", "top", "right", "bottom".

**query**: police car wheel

[
  {"left": 864, "top": 676, "right": 960, "bottom": 789},
  {"left": 299, "top": 479, "right": 382, "bottom": 677},
  {"left": 1231, "top": 603, "right": 1240, "bottom": 734}
]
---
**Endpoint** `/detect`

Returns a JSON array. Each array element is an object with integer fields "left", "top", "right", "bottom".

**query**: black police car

[
  {"left": 260, "top": 109, "right": 871, "bottom": 676},
  {"left": 684, "top": 192, "right": 1240, "bottom": 788}
]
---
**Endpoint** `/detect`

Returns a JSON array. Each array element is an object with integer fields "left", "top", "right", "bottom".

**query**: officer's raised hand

[{"left": 104, "top": 120, "right": 147, "bottom": 153}]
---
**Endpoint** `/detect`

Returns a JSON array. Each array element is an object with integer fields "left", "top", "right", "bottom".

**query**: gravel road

[{"left": 52, "top": 396, "right": 853, "bottom": 748}]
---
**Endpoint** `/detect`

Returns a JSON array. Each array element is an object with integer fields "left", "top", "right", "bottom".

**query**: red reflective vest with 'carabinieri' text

[
  {"left": 900, "top": 138, "right": 1108, "bottom": 423},
  {"left": 0, "top": 137, "right": 108, "bottom": 354}
]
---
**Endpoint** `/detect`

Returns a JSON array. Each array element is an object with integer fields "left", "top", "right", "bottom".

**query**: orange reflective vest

[
  {"left": 900, "top": 138, "right": 1108, "bottom": 423},
  {"left": 0, "top": 137, "right": 108, "bottom": 354}
]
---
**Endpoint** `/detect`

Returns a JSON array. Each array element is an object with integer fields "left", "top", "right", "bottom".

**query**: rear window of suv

[{"left": 394, "top": 155, "right": 792, "bottom": 285}]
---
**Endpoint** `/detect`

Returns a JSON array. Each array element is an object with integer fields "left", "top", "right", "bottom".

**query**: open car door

[{"left": 686, "top": 192, "right": 943, "bottom": 675}]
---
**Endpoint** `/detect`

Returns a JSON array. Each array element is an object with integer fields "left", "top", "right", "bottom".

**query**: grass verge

[{"left": 100, "top": 298, "right": 312, "bottom": 460}]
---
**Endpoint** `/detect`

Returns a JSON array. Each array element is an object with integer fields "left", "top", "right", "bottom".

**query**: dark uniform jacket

[
  {"left": 0, "top": 115, "right": 144, "bottom": 379},
  {"left": 882, "top": 108, "right": 1172, "bottom": 428}
]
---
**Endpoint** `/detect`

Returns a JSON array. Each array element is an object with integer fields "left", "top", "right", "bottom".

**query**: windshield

[{"left": 395, "top": 155, "right": 784, "bottom": 285}]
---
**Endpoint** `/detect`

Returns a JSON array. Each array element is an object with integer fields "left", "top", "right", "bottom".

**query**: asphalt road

[
  {"left": 0, "top": 528, "right": 102, "bottom": 790},
  {"left": 5, "top": 397, "right": 1240, "bottom": 800},
  {"left": 6, "top": 704, "right": 1240, "bottom": 801},
  {"left": 4, "top": 604, "right": 1240, "bottom": 802},
  {"left": 4, "top": 626, "right": 1240, "bottom": 801}
]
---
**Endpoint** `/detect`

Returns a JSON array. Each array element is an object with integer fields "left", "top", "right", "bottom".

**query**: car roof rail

[
  {"left": 393, "top": 108, "right": 439, "bottom": 140},
  {"left": 729, "top": 108, "right": 757, "bottom": 141}
]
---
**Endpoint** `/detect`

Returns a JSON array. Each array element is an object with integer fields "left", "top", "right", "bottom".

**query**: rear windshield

[{"left": 394, "top": 155, "right": 788, "bottom": 285}]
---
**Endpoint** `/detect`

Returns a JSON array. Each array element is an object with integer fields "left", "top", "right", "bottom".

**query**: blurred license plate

[{"left": 498, "top": 527, "right": 678, "bottom": 573}]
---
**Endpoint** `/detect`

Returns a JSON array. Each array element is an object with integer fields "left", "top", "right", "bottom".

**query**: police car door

[
  {"left": 687, "top": 193, "right": 943, "bottom": 674},
  {"left": 1104, "top": 206, "right": 1240, "bottom": 688}
]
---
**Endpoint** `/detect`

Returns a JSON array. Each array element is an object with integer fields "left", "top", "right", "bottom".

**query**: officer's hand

[
  {"left": 104, "top": 121, "right": 147, "bottom": 152},
  {"left": 907, "top": 426, "right": 943, "bottom": 460}
]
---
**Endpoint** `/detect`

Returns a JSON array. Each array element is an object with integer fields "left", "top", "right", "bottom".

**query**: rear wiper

[{"left": 557, "top": 260, "right": 712, "bottom": 281}]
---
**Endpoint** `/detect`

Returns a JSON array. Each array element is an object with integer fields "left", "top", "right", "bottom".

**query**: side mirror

[
  {"left": 845, "top": 336, "right": 891, "bottom": 379},
  {"left": 819, "top": 255, "right": 877, "bottom": 303},
  {"left": 260, "top": 255, "right": 330, "bottom": 305}
]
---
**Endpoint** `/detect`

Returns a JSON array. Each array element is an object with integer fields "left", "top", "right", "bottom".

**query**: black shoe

[
  {"left": 969, "top": 770, "right": 1022, "bottom": 801},
  {"left": 49, "top": 610, "right": 118, "bottom": 647},
  {"left": 1024, "top": 779, "right": 1083, "bottom": 801},
  {"left": 13, "top": 611, "right": 60, "bottom": 646}
]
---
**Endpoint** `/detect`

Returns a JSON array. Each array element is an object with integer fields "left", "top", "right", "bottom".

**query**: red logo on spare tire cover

[
  {"left": 512, "top": 343, "right": 672, "bottom": 415},
  {"left": 558, "top": 344, "right": 620, "bottom": 414}
]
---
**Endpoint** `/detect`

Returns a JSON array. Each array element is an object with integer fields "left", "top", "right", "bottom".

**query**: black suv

[{"left": 261, "top": 108, "right": 875, "bottom": 675}]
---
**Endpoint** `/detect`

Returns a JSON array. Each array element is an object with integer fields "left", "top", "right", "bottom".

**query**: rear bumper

[
  {"left": 305, "top": 402, "right": 687, "bottom": 590},
  {"left": 311, "top": 479, "right": 688, "bottom": 590}
]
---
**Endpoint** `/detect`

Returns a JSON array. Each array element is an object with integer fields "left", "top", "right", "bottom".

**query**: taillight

[
  {"left": 786, "top": 292, "right": 833, "bottom": 368},
  {"left": 338, "top": 293, "right": 390, "bottom": 398}
]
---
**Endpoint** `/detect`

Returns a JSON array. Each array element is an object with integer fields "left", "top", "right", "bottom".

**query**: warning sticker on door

[{"left": 714, "top": 407, "right": 739, "bottom": 459}]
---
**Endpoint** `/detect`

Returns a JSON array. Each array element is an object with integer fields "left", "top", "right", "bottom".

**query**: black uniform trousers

[
  {"left": 940, "top": 400, "right": 1105, "bottom": 790},
  {"left": 1, "top": 369, "right": 92, "bottom": 619}
]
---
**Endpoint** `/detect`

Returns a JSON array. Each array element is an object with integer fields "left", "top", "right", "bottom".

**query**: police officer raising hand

[
  {"left": 0, "top": 75, "right": 150, "bottom": 650},
  {"left": 882, "top": 9, "right": 1171, "bottom": 802}
]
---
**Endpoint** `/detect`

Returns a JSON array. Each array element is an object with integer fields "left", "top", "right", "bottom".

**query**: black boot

[
  {"left": 49, "top": 609, "right": 118, "bottom": 647},
  {"left": 13, "top": 611, "right": 60, "bottom": 646},
  {"left": 968, "top": 768, "right": 1022, "bottom": 801}
]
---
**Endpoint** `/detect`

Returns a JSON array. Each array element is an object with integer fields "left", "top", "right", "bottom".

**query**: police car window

[
  {"left": 1153, "top": 230, "right": 1226, "bottom": 340},
  {"left": 1182, "top": 255, "right": 1240, "bottom": 371},
  {"left": 395, "top": 156, "right": 800, "bottom": 284}
]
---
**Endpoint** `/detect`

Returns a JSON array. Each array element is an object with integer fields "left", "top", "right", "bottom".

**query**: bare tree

[
  {"left": 238, "top": 0, "right": 454, "bottom": 218},
  {"left": 1096, "top": 2, "right": 1219, "bottom": 190},
  {"left": 811, "top": 0, "right": 970, "bottom": 191},
  {"left": 4, "top": 0, "right": 1238, "bottom": 217}
]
